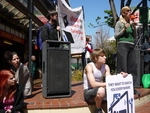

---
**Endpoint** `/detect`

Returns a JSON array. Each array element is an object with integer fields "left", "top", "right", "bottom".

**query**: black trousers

[
  {"left": 82, "top": 52, "right": 86, "bottom": 70},
  {"left": 82, "top": 52, "right": 91, "bottom": 70},
  {"left": 116, "top": 43, "right": 137, "bottom": 86},
  {"left": 144, "top": 62, "right": 150, "bottom": 74}
]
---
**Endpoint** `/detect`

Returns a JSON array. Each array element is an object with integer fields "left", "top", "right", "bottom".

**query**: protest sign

[{"left": 106, "top": 74, "right": 135, "bottom": 113}]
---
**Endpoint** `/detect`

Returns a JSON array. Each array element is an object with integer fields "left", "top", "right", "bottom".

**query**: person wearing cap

[
  {"left": 114, "top": 6, "right": 137, "bottom": 86},
  {"left": 41, "top": 10, "right": 60, "bottom": 42}
]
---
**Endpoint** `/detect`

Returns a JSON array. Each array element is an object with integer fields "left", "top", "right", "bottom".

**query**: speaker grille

[
  {"left": 42, "top": 41, "right": 71, "bottom": 98},
  {"left": 47, "top": 50, "right": 70, "bottom": 95}
]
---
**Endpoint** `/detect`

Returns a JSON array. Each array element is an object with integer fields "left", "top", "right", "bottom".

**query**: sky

[{"left": 69, "top": 0, "right": 150, "bottom": 38}]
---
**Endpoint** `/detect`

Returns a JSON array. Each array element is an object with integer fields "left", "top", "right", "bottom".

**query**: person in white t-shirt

[{"left": 83, "top": 49, "right": 128, "bottom": 113}]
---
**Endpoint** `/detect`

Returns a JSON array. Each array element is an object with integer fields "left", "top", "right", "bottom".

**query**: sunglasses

[{"left": 126, "top": 10, "right": 131, "bottom": 12}]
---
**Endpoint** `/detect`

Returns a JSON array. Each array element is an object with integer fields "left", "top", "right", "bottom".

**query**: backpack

[{"left": 35, "top": 23, "right": 52, "bottom": 50}]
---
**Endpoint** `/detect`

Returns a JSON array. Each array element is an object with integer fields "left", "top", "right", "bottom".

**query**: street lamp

[{"left": 138, "top": 0, "right": 149, "bottom": 43}]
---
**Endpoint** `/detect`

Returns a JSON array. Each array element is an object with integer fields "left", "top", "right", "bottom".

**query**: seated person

[
  {"left": 0, "top": 70, "right": 24, "bottom": 113},
  {"left": 83, "top": 49, "right": 127, "bottom": 113}
]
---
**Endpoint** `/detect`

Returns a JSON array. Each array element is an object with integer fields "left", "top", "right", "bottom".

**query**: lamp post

[
  {"left": 28, "top": 0, "right": 33, "bottom": 72},
  {"left": 142, "top": 0, "right": 148, "bottom": 43}
]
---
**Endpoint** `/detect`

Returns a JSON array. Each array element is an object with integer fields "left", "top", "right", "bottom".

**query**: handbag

[{"left": 142, "top": 74, "right": 150, "bottom": 88}]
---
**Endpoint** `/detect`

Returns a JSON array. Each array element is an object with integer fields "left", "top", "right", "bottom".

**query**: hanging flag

[{"left": 57, "top": 0, "right": 86, "bottom": 54}]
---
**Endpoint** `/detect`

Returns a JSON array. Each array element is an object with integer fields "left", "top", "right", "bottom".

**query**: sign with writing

[
  {"left": 58, "top": 0, "right": 86, "bottom": 53},
  {"left": 106, "top": 74, "right": 135, "bottom": 113}
]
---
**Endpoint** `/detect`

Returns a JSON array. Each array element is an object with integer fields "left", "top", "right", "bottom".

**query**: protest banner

[
  {"left": 57, "top": 0, "right": 86, "bottom": 53},
  {"left": 106, "top": 74, "right": 135, "bottom": 113}
]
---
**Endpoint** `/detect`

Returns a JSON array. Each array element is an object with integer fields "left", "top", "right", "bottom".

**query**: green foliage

[
  {"left": 71, "top": 70, "right": 83, "bottom": 81},
  {"left": 104, "top": 41, "right": 117, "bottom": 74},
  {"left": 104, "top": 10, "right": 114, "bottom": 28},
  {"left": 88, "top": 16, "right": 106, "bottom": 28},
  {"left": 89, "top": 9, "right": 115, "bottom": 29}
]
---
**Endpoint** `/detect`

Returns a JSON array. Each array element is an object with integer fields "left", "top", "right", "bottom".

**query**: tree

[
  {"left": 108, "top": 0, "right": 132, "bottom": 27},
  {"left": 88, "top": 16, "right": 106, "bottom": 28},
  {"left": 105, "top": 40, "right": 116, "bottom": 74},
  {"left": 105, "top": 0, "right": 149, "bottom": 28},
  {"left": 89, "top": 1, "right": 135, "bottom": 28},
  {"left": 104, "top": 10, "right": 114, "bottom": 28},
  {"left": 94, "top": 27, "right": 110, "bottom": 49},
  {"left": 93, "top": 27, "right": 116, "bottom": 73},
  {"left": 89, "top": 0, "right": 147, "bottom": 73},
  {"left": 107, "top": 0, "right": 148, "bottom": 43},
  {"left": 108, "top": 0, "right": 119, "bottom": 27}
]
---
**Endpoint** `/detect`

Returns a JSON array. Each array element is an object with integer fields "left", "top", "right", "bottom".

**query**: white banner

[
  {"left": 106, "top": 74, "right": 135, "bottom": 113},
  {"left": 57, "top": 0, "right": 86, "bottom": 54}
]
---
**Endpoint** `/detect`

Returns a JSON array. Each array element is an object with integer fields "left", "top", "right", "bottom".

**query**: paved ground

[
  {"left": 24, "top": 79, "right": 150, "bottom": 113},
  {"left": 135, "top": 101, "right": 150, "bottom": 113}
]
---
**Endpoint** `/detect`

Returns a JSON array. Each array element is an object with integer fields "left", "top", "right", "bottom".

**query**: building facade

[{"left": 0, "top": 0, "right": 56, "bottom": 70}]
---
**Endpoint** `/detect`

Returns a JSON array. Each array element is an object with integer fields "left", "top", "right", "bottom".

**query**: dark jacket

[
  {"left": 41, "top": 22, "right": 58, "bottom": 42},
  {"left": 141, "top": 41, "right": 150, "bottom": 62},
  {"left": 0, "top": 84, "right": 25, "bottom": 113}
]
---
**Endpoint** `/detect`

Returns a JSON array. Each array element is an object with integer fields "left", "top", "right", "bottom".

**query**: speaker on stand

[
  {"left": 134, "top": 48, "right": 144, "bottom": 87},
  {"left": 134, "top": 25, "right": 144, "bottom": 87},
  {"left": 42, "top": 40, "right": 71, "bottom": 98}
]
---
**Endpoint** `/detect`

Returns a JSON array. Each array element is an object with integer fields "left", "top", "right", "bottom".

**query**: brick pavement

[
  {"left": 135, "top": 101, "right": 150, "bottom": 113},
  {"left": 24, "top": 79, "right": 150, "bottom": 112}
]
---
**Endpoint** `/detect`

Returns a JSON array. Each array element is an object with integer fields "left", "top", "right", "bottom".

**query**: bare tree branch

[
  {"left": 131, "top": 1, "right": 142, "bottom": 14},
  {"left": 121, "top": 0, "right": 125, "bottom": 10},
  {"left": 94, "top": 27, "right": 110, "bottom": 49},
  {"left": 125, "top": 0, "right": 132, "bottom": 6},
  {"left": 109, "top": 0, "right": 118, "bottom": 27}
]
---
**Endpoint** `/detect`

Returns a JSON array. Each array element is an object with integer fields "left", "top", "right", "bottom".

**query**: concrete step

[{"left": 24, "top": 79, "right": 150, "bottom": 113}]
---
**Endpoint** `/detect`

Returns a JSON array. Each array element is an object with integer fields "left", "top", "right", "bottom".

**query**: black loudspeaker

[
  {"left": 42, "top": 40, "right": 71, "bottom": 98},
  {"left": 134, "top": 48, "right": 144, "bottom": 87}
]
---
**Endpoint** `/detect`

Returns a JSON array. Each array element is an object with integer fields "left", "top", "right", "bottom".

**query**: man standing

[
  {"left": 141, "top": 36, "right": 150, "bottom": 74},
  {"left": 31, "top": 55, "right": 36, "bottom": 80},
  {"left": 41, "top": 10, "right": 60, "bottom": 42}
]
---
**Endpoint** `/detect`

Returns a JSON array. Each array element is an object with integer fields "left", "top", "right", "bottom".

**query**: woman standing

[
  {"left": 0, "top": 70, "right": 24, "bottom": 113},
  {"left": 114, "top": 6, "right": 137, "bottom": 86},
  {"left": 4, "top": 51, "right": 32, "bottom": 98}
]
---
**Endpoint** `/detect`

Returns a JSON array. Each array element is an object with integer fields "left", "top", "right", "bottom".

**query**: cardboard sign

[{"left": 106, "top": 74, "right": 135, "bottom": 113}]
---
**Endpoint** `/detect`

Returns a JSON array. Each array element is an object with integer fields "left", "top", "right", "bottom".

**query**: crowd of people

[
  {"left": 83, "top": 6, "right": 144, "bottom": 113},
  {"left": 0, "top": 9, "right": 60, "bottom": 112},
  {"left": 0, "top": 5, "right": 148, "bottom": 113}
]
